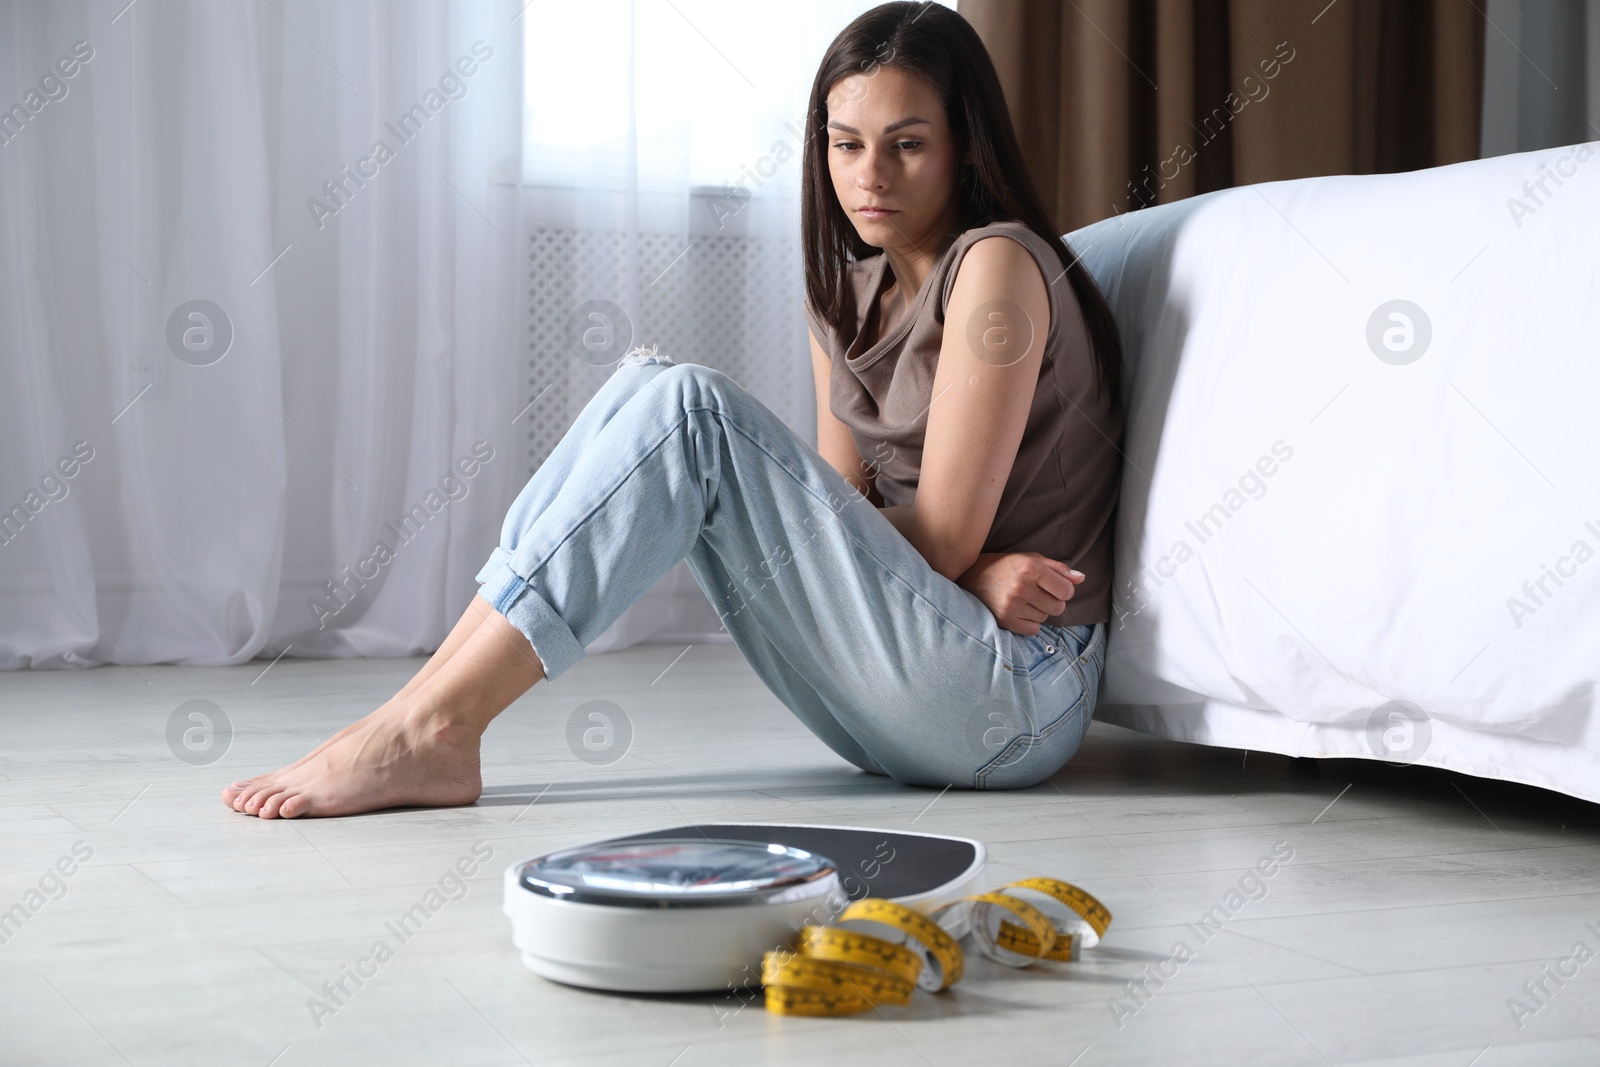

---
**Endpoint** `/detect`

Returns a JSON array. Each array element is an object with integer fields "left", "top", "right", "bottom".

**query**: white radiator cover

[{"left": 521, "top": 189, "right": 813, "bottom": 651}]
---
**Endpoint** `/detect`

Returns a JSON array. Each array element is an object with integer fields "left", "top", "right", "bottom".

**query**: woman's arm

[
  {"left": 809, "top": 274, "right": 1080, "bottom": 634},
  {"left": 956, "top": 551, "right": 1084, "bottom": 636},
  {"left": 810, "top": 329, "right": 882, "bottom": 505},
  {"left": 882, "top": 235, "right": 1049, "bottom": 581}
]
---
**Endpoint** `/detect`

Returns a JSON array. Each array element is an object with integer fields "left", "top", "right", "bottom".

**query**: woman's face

[{"left": 825, "top": 65, "right": 962, "bottom": 254}]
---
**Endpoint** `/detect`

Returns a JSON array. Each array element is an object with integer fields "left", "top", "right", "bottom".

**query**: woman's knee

[{"left": 647, "top": 361, "right": 743, "bottom": 412}]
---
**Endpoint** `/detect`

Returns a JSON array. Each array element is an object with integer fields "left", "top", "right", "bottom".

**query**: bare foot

[
  {"left": 219, "top": 639, "right": 468, "bottom": 811},
  {"left": 218, "top": 699, "right": 483, "bottom": 819},
  {"left": 218, "top": 702, "right": 390, "bottom": 810}
]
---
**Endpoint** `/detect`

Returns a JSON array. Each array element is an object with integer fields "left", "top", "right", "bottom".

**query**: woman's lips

[{"left": 858, "top": 207, "right": 898, "bottom": 219}]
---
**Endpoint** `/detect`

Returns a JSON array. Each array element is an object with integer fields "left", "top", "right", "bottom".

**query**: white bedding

[{"left": 1065, "top": 140, "right": 1600, "bottom": 802}]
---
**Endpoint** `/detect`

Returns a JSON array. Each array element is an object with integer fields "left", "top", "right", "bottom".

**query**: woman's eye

[
  {"left": 832, "top": 140, "right": 921, "bottom": 151},
  {"left": 829, "top": 139, "right": 920, "bottom": 152}
]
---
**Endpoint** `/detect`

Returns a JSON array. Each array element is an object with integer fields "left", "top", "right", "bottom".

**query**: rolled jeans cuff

[{"left": 474, "top": 546, "right": 586, "bottom": 681}]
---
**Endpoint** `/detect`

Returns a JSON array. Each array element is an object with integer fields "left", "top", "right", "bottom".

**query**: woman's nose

[{"left": 856, "top": 155, "right": 887, "bottom": 191}]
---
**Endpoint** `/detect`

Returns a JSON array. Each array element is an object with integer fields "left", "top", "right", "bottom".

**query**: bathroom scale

[{"left": 503, "top": 823, "right": 987, "bottom": 992}]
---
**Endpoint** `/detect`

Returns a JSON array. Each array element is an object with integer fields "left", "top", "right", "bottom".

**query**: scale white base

[{"left": 504, "top": 823, "right": 987, "bottom": 993}]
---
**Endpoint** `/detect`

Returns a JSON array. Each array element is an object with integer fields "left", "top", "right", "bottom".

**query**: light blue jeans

[{"left": 474, "top": 351, "right": 1106, "bottom": 790}]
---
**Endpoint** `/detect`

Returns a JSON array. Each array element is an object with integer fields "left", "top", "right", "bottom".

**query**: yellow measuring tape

[{"left": 763, "top": 877, "right": 1111, "bottom": 1016}]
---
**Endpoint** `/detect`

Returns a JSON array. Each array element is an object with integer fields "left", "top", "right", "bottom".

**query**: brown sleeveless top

[{"left": 803, "top": 220, "right": 1123, "bottom": 627}]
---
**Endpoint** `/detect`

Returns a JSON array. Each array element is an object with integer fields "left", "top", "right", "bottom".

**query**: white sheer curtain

[
  {"left": 0, "top": 0, "right": 882, "bottom": 668},
  {"left": 517, "top": 0, "right": 892, "bottom": 653}
]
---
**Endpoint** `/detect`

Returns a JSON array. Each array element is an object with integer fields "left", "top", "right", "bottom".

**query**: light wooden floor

[{"left": 2, "top": 644, "right": 1598, "bottom": 1066}]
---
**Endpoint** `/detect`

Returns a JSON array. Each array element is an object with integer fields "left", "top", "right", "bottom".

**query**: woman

[{"left": 220, "top": 1, "right": 1124, "bottom": 819}]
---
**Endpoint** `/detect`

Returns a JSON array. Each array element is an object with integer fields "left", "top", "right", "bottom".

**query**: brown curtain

[{"left": 959, "top": 0, "right": 1487, "bottom": 233}]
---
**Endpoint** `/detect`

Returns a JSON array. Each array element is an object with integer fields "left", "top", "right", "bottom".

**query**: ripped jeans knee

[{"left": 618, "top": 343, "right": 674, "bottom": 368}]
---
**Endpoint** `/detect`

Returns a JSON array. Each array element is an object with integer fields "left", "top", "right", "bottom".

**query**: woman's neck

[{"left": 879, "top": 204, "right": 963, "bottom": 309}]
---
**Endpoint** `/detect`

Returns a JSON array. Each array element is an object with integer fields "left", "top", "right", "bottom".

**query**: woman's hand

[{"left": 955, "top": 551, "right": 1085, "bottom": 635}]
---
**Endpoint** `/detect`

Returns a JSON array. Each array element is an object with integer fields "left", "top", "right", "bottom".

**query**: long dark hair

[{"left": 802, "top": 1, "right": 1122, "bottom": 402}]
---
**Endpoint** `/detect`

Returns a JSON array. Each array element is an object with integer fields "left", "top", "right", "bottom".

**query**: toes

[
  {"left": 257, "top": 790, "right": 294, "bottom": 819},
  {"left": 244, "top": 784, "right": 287, "bottom": 815},
  {"left": 228, "top": 777, "right": 271, "bottom": 812},
  {"left": 278, "top": 793, "right": 311, "bottom": 819},
  {"left": 231, "top": 783, "right": 263, "bottom": 813},
  {"left": 236, "top": 782, "right": 274, "bottom": 814}
]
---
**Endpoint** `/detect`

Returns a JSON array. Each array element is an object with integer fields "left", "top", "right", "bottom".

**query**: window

[{"left": 520, "top": 0, "right": 955, "bottom": 192}]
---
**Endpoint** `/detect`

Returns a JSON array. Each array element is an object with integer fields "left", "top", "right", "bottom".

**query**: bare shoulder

[
  {"left": 951, "top": 233, "right": 1048, "bottom": 298},
  {"left": 942, "top": 233, "right": 1051, "bottom": 372}
]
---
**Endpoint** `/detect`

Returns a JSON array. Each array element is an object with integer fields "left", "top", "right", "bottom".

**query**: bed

[{"left": 1065, "top": 139, "right": 1600, "bottom": 803}]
